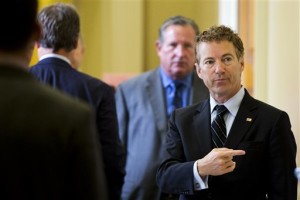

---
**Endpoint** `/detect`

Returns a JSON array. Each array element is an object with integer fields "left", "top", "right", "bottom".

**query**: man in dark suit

[
  {"left": 30, "top": 3, "right": 125, "bottom": 200},
  {"left": 115, "top": 16, "right": 209, "bottom": 200},
  {"left": 0, "top": 0, "right": 108, "bottom": 199},
  {"left": 156, "top": 25, "right": 297, "bottom": 200}
]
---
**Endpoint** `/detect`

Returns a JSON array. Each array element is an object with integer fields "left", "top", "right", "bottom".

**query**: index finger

[
  {"left": 230, "top": 150, "right": 246, "bottom": 156},
  {"left": 216, "top": 148, "right": 246, "bottom": 157}
]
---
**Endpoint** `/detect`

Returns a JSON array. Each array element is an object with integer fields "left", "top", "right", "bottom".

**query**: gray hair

[{"left": 159, "top": 15, "right": 200, "bottom": 43}]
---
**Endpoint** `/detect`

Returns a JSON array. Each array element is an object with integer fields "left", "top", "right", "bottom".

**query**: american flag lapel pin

[{"left": 246, "top": 117, "right": 252, "bottom": 122}]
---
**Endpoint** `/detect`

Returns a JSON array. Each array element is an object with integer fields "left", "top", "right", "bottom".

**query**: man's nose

[
  {"left": 174, "top": 45, "right": 184, "bottom": 57},
  {"left": 214, "top": 60, "right": 226, "bottom": 72}
]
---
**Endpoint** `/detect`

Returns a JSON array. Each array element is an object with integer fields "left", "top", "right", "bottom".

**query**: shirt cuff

[{"left": 193, "top": 161, "right": 208, "bottom": 190}]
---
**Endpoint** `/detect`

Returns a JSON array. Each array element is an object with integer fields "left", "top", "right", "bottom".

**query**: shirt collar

[
  {"left": 210, "top": 86, "right": 245, "bottom": 117},
  {"left": 39, "top": 53, "right": 71, "bottom": 65},
  {"left": 159, "top": 67, "right": 193, "bottom": 88}
]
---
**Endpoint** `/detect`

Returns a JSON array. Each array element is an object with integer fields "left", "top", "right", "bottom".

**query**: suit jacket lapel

[
  {"left": 225, "top": 90, "right": 257, "bottom": 149},
  {"left": 145, "top": 68, "right": 209, "bottom": 133},
  {"left": 193, "top": 100, "right": 213, "bottom": 156},
  {"left": 146, "top": 68, "right": 168, "bottom": 132}
]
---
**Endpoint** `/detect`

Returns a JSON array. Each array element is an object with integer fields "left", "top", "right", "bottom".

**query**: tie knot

[
  {"left": 215, "top": 105, "right": 228, "bottom": 116},
  {"left": 171, "top": 81, "right": 184, "bottom": 90}
]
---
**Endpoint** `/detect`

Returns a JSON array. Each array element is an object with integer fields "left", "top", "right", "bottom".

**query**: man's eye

[
  {"left": 203, "top": 60, "right": 214, "bottom": 68},
  {"left": 223, "top": 57, "right": 233, "bottom": 64},
  {"left": 184, "top": 44, "right": 192, "bottom": 49},
  {"left": 205, "top": 60, "right": 214, "bottom": 65}
]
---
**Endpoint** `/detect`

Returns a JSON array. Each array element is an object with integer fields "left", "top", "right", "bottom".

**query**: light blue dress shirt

[{"left": 159, "top": 67, "right": 193, "bottom": 118}]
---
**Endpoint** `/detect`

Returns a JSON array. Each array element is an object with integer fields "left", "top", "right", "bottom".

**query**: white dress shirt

[{"left": 193, "top": 86, "right": 245, "bottom": 190}]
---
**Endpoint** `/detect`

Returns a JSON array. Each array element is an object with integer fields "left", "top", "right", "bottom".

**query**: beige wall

[
  {"left": 74, "top": 0, "right": 218, "bottom": 82},
  {"left": 75, "top": 0, "right": 145, "bottom": 79},
  {"left": 254, "top": 0, "right": 300, "bottom": 167}
]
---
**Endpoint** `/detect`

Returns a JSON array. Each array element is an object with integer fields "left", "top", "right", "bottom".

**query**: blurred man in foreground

[{"left": 0, "top": 0, "right": 108, "bottom": 199}]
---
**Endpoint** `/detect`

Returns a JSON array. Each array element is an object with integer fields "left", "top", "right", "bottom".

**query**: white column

[
  {"left": 254, "top": 0, "right": 300, "bottom": 166},
  {"left": 218, "top": 0, "right": 238, "bottom": 31}
]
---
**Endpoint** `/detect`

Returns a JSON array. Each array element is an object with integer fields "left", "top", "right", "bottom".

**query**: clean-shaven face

[
  {"left": 156, "top": 24, "right": 196, "bottom": 80},
  {"left": 196, "top": 40, "right": 244, "bottom": 103}
]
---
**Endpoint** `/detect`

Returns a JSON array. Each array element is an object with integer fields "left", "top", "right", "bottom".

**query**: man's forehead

[{"left": 196, "top": 41, "right": 236, "bottom": 59}]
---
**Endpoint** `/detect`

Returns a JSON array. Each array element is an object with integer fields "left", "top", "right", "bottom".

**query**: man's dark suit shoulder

[
  {"left": 31, "top": 60, "right": 114, "bottom": 92},
  {"left": 0, "top": 67, "right": 107, "bottom": 200}
]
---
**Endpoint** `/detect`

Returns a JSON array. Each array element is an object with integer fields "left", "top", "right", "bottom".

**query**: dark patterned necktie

[
  {"left": 167, "top": 81, "right": 184, "bottom": 118},
  {"left": 211, "top": 105, "right": 228, "bottom": 148}
]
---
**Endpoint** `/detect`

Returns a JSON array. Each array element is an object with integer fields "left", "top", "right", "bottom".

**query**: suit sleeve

[
  {"left": 96, "top": 85, "right": 125, "bottom": 200},
  {"left": 156, "top": 111, "right": 197, "bottom": 196},
  {"left": 267, "top": 111, "right": 297, "bottom": 199}
]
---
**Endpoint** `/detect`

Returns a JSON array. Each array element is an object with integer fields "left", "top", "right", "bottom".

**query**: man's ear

[
  {"left": 155, "top": 40, "right": 162, "bottom": 54},
  {"left": 195, "top": 62, "right": 203, "bottom": 79},
  {"left": 240, "top": 57, "right": 245, "bottom": 72}
]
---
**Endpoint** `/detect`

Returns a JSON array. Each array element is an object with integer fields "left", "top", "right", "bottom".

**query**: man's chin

[{"left": 172, "top": 71, "right": 190, "bottom": 80}]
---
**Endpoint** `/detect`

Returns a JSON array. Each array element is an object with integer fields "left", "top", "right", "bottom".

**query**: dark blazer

[
  {"left": 115, "top": 67, "right": 209, "bottom": 200},
  {"left": 30, "top": 57, "right": 125, "bottom": 200},
  {"left": 156, "top": 89, "right": 297, "bottom": 200},
  {"left": 0, "top": 65, "right": 108, "bottom": 200}
]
